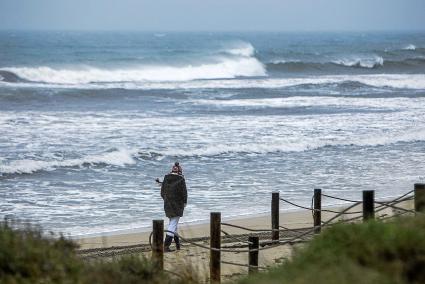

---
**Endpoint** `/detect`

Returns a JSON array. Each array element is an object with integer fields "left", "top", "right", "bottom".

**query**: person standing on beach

[{"left": 159, "top": 162, "right": 187, "bottom": 252}]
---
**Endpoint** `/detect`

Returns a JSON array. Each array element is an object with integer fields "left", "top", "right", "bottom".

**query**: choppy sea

[{"left": 1, "top": 31, "right": 425, "bottom": 236}]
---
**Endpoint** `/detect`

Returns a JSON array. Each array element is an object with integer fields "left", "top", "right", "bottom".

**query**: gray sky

[{"left": 0, "top": 0, "right": 424, "bottom": 31}]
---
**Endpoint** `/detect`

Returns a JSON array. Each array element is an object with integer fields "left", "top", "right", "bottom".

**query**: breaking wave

[
  {"left": 268, "top": 56, "right": 384, "bottom": 71},
  {"left": 332, "top": 56, "right": 384, "bottom": 68},
  {"left": 0, "top": 148, "right": 137, "bottom": 175},
  {"left": 225, "top": 42, "right": 256, "bottom": 57},
  {"left": 174, "top": 129, "right": 425, "bottom": 157},
  {"left": 0, "top": 59, "right": 266, "bottom": 85},
  {"left": 4, "top": 128, "right": 425, "bottom": 176},
  {"left": 0, "top": 43, "right": 266, "bottom": 85},
  {"left": 267, "top": 56, "right": 425, "bottom": 74},
  {"left": 155, "top": 130, "right": 425, "bottom": 157},
  {"left": 403, "top": 44, "right": 416, "bottom": 51}
]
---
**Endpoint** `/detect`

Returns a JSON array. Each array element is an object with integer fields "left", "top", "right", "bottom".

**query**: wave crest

[
  {"left": 2, "top": 127, "right": 425, "bottom": 176},
  {"left": 0, "top": 149, "right": 136, "bottom": 175},
  {"left": 403, "top": 44, "right": 416, "bottom": 51},
  {"left": 267, "top": 56, "right": 384, "bottom": 72},
  {"left": 2, "top": 57, "right": 266, "bottom": 85},
  {"left": 332, "top": 56, "right": 384, "bottom": 68},
  {"left": 0, "top": 42, "right": 265, "bottom": 85},
  {"left": 225, "top": 42, "right": 256, "bottom": 57}
]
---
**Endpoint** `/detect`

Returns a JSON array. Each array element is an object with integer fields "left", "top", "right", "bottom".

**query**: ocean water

[{"left": 1, "top": 31, "right": 425, "bottom": 236}]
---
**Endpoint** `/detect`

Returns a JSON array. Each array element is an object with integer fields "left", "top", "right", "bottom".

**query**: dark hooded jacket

[{"left": 161, "top": 173, "right": 187, "bottom": 218}]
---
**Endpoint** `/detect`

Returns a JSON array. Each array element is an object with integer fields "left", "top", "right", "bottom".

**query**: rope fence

[
  {"left": 99, "top": 183, "right": 424, "bottom": 284},
  {"left": 75, "top": 183, "right": 424, "bottom": 284},
  {"left": 281, "top": 196, "right": 363, "bottom": 215},
  {"left": 221, "top": 222, "right": 276, "bottom": 232},
  {"left": 147, "top": 189, "right": 415, "bottom": 244}
]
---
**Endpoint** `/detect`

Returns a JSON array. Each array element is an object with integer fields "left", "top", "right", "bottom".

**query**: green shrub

[
  {"left": 3, "top": 216, "right": 425, "bottom": 284},
  {"left": 0, "top": 220, "right": 81, "bottom": 283},
  {"left": 240, "top": 216, "right": 425, "bottom": 284},
  {"left": 0, "top": 220, "right": 193, "bottom": 284}
]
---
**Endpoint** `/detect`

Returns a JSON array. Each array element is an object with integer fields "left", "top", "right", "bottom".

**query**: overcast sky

[{"left": 0, "top": 0, "right": 424, "bottom": 31}]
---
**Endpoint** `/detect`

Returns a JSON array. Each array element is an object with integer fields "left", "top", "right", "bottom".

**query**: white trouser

[{"left": 166, "top": 216, "right": 180, "bottom": 237}]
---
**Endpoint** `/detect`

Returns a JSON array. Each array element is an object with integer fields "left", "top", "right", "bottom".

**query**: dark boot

[
  {"left": 164, "top": 235, "right": 174, "bottom": 252},
  {"left": 174, "top": 235, "right": 181, "bottom": 250}
]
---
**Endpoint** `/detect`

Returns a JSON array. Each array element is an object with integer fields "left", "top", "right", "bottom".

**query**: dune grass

[
  {"left": 2, "top": 216, "right": 425, "bottom": 283},
  {"left": 239, "top": 215, "right": 425, "bottom": 284},
  {"left": 0, "top": 219, "right": 196, "bottom": 284}
]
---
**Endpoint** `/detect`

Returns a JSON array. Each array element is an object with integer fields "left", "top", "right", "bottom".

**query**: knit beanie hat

[{"left": 171, "top": 162, "right": 182, "bottom": 175}]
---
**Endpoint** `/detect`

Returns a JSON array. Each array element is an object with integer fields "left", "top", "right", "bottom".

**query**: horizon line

[{"left": 1, "top": 28, "right": 425, "bottom": 33}]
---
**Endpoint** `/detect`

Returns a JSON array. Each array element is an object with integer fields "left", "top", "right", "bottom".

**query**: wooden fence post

[
  {"left": 152, "top": 220, "right": 164, "bottom": 270},
  {"left": 210, "top": 212, "right": 221, "bottom": 283},
  {"left": 271, "top": 192, "right": 279, "bottom": 242},
  {"left": 248, "top": 236, "right": 259, "bottom": 274},
  {"left": 414, "top": 183, "right": 425, "bottom": 212},
  {"left": 363, "top": 190, "right": 375, "bottom": 221},
  {"left": 313, "top": 188, "right": 322, "bottom": 233}
]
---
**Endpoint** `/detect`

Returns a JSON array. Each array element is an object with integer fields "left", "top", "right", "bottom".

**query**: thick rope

[
  {"left": 374, "top": 201, "right": 418, "bottom": 214},
  {"left": 321, "top": 194, "right": 361, "bottom": 203},
  {"left": 257, "top": 201, "right": 362, "bottom": 252},
  {"left": 281, "top": 197, "right": 314, "bottom": 211},
  {"left": 322, "top": 190, "right": 414, "bottom": 205},
  {"left": 324, "top": 195, "right": 415, "bottom": 224},
  {"left": 148, "top": 190, "right": 413, "bottom": 254},
  {"left": 147, "top": 201, "right": 360, "bottom": 253},
  {"left": 375, "top": 196, "right": 414, "bottom": 214},
  {"left": 221, "top": 222, "right": 278, "bottom": 232},
  {"left": 282, "top": 197, "right": 362, "bottom": 215}
]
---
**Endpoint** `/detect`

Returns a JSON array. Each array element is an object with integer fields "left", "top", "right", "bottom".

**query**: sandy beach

[{"left": 76, "top": 199, "right": 413, "bottom": 280}]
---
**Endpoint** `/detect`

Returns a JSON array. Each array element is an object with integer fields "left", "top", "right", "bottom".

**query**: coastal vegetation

[
  {"left": 240, "top": 216, "right": 425, "bottom": 284},
  {"left": 0, "top": 220, "right": 195, "bottom": 284},
  {"left": 1, "top": 216, "right": 425, "bottom": 283}
]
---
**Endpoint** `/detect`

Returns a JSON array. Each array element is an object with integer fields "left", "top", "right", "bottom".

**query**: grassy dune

[
  {"left": 0, "top": 220, "right": 196, "bottom": 284},
  {"left": 240, "top": 216, "right": 425, "bottom": 284},
  {"left": 1, "top": 216, "right": 425, "bottom": 283}
]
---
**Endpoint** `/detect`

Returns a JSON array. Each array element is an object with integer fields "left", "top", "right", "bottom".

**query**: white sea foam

[
  {"left": 2, "top": 74, "right": 423, "bottom": 90},
  {"left": 269, "top": 56, "right": 384, "bottom": 68},
  {"left": 192, "top": 96, "right": 421, "bottom": 110},
  {"left": 158, "top": 128, "right": 425, "bottom": 157},
  {"left": 403, "top": 44, "right": 416, "bottom": 50},
  {"left": 270, "top": 59, "right": 301, "bottom": 64},
  {"left": 4, "top": 124, "right": 425, "bottom": 174},
  {"left": 225, "top": 42, "right": 256, "bottom": 57},
  {"left": 142, "top": 74, "right": 424, "bottom": 90},
  {"left": 332, "top": 56, "right": 384, "bottom": 68},
  {"left": 0, "top": 148, "right": 136, "bottom": 175}
]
